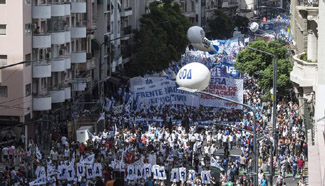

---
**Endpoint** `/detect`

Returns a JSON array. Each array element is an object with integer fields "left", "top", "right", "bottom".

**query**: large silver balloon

[
  {"left": 187, "top": 26, "right": 205, "bottom": 44},
  {"left": 249, "top": 22, "right": 259, "bottom": 33}
]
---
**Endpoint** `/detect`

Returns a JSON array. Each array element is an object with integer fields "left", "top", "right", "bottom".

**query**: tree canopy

[
  {"left": 208, "top": 10, "right": 235, "bottom": 39},
  {"left": 233, "top": 15, "right": 249, "bottom": 33},
  {"left": 235, "top": 40, "right": 292, "bottom": 97},
  {"left": 125, "top": 0, "right": 192, "bottom": 77}
]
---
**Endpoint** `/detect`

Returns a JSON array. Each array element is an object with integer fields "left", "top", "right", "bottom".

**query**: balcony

[
  {"left": 121, "top": 7, "right": 133, "bottom": 17},
  {"left": 33, "top": 95, "right": 52, "bottom": 111},
  {"left": 50, "top": 58, "right": 66, "bottom": 72},
  {"left": 72, "top": 79, "right": 87, "bottom": 91},
  {"left": 290, "top": 53, "right": 318, "bottom": 87},
  {"left": 33, "top": 61, "right": 51, "bottom": 78},
  {"left": 71, "top": 0, "right": 86, "bottom": 13},
  {"left": 71, "top": 26, "right": 86, "bottom": 38},
  {"left": 51, "top": 31, "right": 66, "bottom": 45},
  {"left": 32, "top": 5, "right": 51, "bottom": 19},
  {"left": 50, "top": 88, "right": 65, "bottom": 103},
  {"left": 65, "top": 30, "right": 71, "bottom": 43},
  {"left": 222, "top": 0, "right": 238, "bottom": 8},
  {"left": 71, "top": 51, "right": 87, "bottom": 64},
  {"left": 78, "top": 57, "right": 95, "bottom": 71},
  {"left": 65, "top": 86, "right": 71, "bottom": 99},
  {"left": 65, "top": 4, "right": 71, "bottom": 16},
  {"left": 33, "top": 34, "right": 51, "bottom": 48},
  {"left": 51, "top": 3, "right": 66, "bottom": 17},
  {"left": 64, "top": 56, "right": 71, "bottom": 69}
]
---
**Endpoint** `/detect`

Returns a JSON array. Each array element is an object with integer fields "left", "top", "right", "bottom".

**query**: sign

[
  {"left": 113, "top": 105, "right": 124, "bottom": 114},
  {"left": 200, "top": 77, "right": 243, "bottom": 109}
]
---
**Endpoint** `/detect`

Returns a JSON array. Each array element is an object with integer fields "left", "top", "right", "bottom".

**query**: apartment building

[
  {"left": 0, "top": 0, "right": 97, "bottom": 143},
  {"left": 289, "top": 0, "right": 325, "bottom": 184}
]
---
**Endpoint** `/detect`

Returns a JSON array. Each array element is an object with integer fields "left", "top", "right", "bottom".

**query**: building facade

[{"left": 289, "top": 0, "right": 325, "bottom": 184}]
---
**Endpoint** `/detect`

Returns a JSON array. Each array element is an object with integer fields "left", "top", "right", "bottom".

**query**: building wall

[{"left": 0, "top": 0, "right": 32, "bottom": 123}]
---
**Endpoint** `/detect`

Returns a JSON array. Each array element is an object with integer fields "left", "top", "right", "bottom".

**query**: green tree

[
  {"left": 208, "top": 10, "right": 235, "bottom": 39},
  {"left": 233, "top": 15, "right": 249, "bottom": 33},
  {"left": 235, "top": 39, "right": 292, "bottom": 97},
  {"left": 125, "top": 0, "right": 192, "bottom": 77}
]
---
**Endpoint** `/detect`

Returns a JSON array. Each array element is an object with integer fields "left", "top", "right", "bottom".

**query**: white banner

[
  {"left": 201, "top": 170, "right": 211, "bottom": 184},
  {"left": 188, "top": 170, "right": 196, "bottom": 182},
  {"left": 158, "top": 166, "right": 167, "bottom": 180},
  {"left": 132, "top": 78, "right": 243, "bottom": 109},
  {"left": 35, "top": 166, "right": 46, "bottom": 179},
  {"left": 66, "top": 165, "right": 75, "bottom": 181},
  {"left": 113, "top": 105, "right": 124, "bottom": 114},
  {"left": 57, "top": 165, "right": 67, "bottom": 180},
  {"left": 152, "top": 165, "right": 160, "bottom": 180},
  {"left": 76, "top": 163, "right": 85, "bottom": 178},
  {"left": 127, "top": 164, "right": 135, "bottom": 180},
  {"left": 179, "top": 167, "right": 187, "bottom": 182},
  {"left": 135, "top": 165, "right": 143, "bottom": 179},
  {"left": 93, "top": 163, "right": 102, "bottom": 178},
  {"left": 144, "top": 164, "right": 152, "bottom": 178},
  {"left": 200, "top": 77, "right": 244, "bottom": 109},
  {"left": 170, "top": 168, "right": 179, "bottom": 182},
  {"left": 86, "top": 164, "right": 95, "bottom": 179}
]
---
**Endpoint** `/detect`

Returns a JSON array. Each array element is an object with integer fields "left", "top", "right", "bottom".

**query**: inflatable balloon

[
  {"left": 187, "top": 26, "right": 205, "bottom": 44},
  {"left": 249, "top": 22, "right": 259, "bottom": 33},
  {"left": 191, "top": 38, "right": 219, "bottom": 55},
  {"left": 176, "top": 62, "right": 211, "bottom": 91}
]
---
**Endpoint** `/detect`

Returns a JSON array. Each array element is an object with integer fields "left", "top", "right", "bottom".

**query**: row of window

[
  {"left": 0, "top": 0, "right": 30, "bottom": 4},
  {"left": 0, "top": 83, "right": 31, "bottom": 97},
  {"left": 0, "top": 24, "right": 33, "bottom": 36}
]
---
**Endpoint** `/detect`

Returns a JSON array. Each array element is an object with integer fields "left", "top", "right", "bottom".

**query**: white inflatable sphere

[
  {"left": 176, "top": 62, "right": 211, "bottom": 91},
  {"left": 249, "top": 22, "right": 259, "bottom": 32},
  {"left": 187, "top": 26, "right": 205, "bottom": 44}
]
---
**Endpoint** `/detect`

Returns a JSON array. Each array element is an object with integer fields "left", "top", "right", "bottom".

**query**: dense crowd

[{"left": 0, "top": 74, "right": 308, "bottom": 186}]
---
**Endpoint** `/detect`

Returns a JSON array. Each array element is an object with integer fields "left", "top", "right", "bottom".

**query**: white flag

[
  {"left": 47, "top": 164, "right": 59, "bottom": 177},
  {"left": 97, "top": 112, "right": 105, "bottom": 123}
]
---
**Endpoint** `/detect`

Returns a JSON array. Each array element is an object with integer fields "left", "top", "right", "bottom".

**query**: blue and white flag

[
  {"left": 104, "top": 98, "right": 112, "bottom": 111},
  {"left": 82, "top": 154, "right": 95, "bottom": 164},
  {"left": 210, "top": 157, "right": 224, "bottom": 171},
  {"left": 97, "top": 112, "right": 105, "bottom": 123},
  {"left": 29, "top": 176, "right": 46, "bottom": 186},
  {"left": 36, "top": 146, "right": 42, "bottom": 160}
]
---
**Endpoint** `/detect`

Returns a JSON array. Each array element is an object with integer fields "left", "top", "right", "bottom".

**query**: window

[
  {"left": 0, "top": 0, "right": 5, "bottom": 4},
  {"left": 25, "top": 0, "right": 30, "bottom": 4},
  {"left": 25, "top": 53, "right": 31, "bottom": 66},
  {"left": 41, "top": 78, "right": 47, "bottom": 89},
  {"left": 25, "top": 24, "right": 31, "bottom": 35},
  {"left": 0, "top": 86, "right": 8, "bottom": 97},
  {"left": 25, "top": 83, "right": 31, "bottom": 96},
  {"left": 0, "top": 55, "right": 7, "bottom": 66},
  {"left": 0, "top": 25, "right": 6, "bottom": 35}
]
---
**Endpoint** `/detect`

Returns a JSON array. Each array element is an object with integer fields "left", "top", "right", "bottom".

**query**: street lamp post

[
  {"left": 246, "top": 46, "right": 278, "bottom": 185},
  {"left": 177, "top": 87, "right": 259, "bottom": 186}
]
